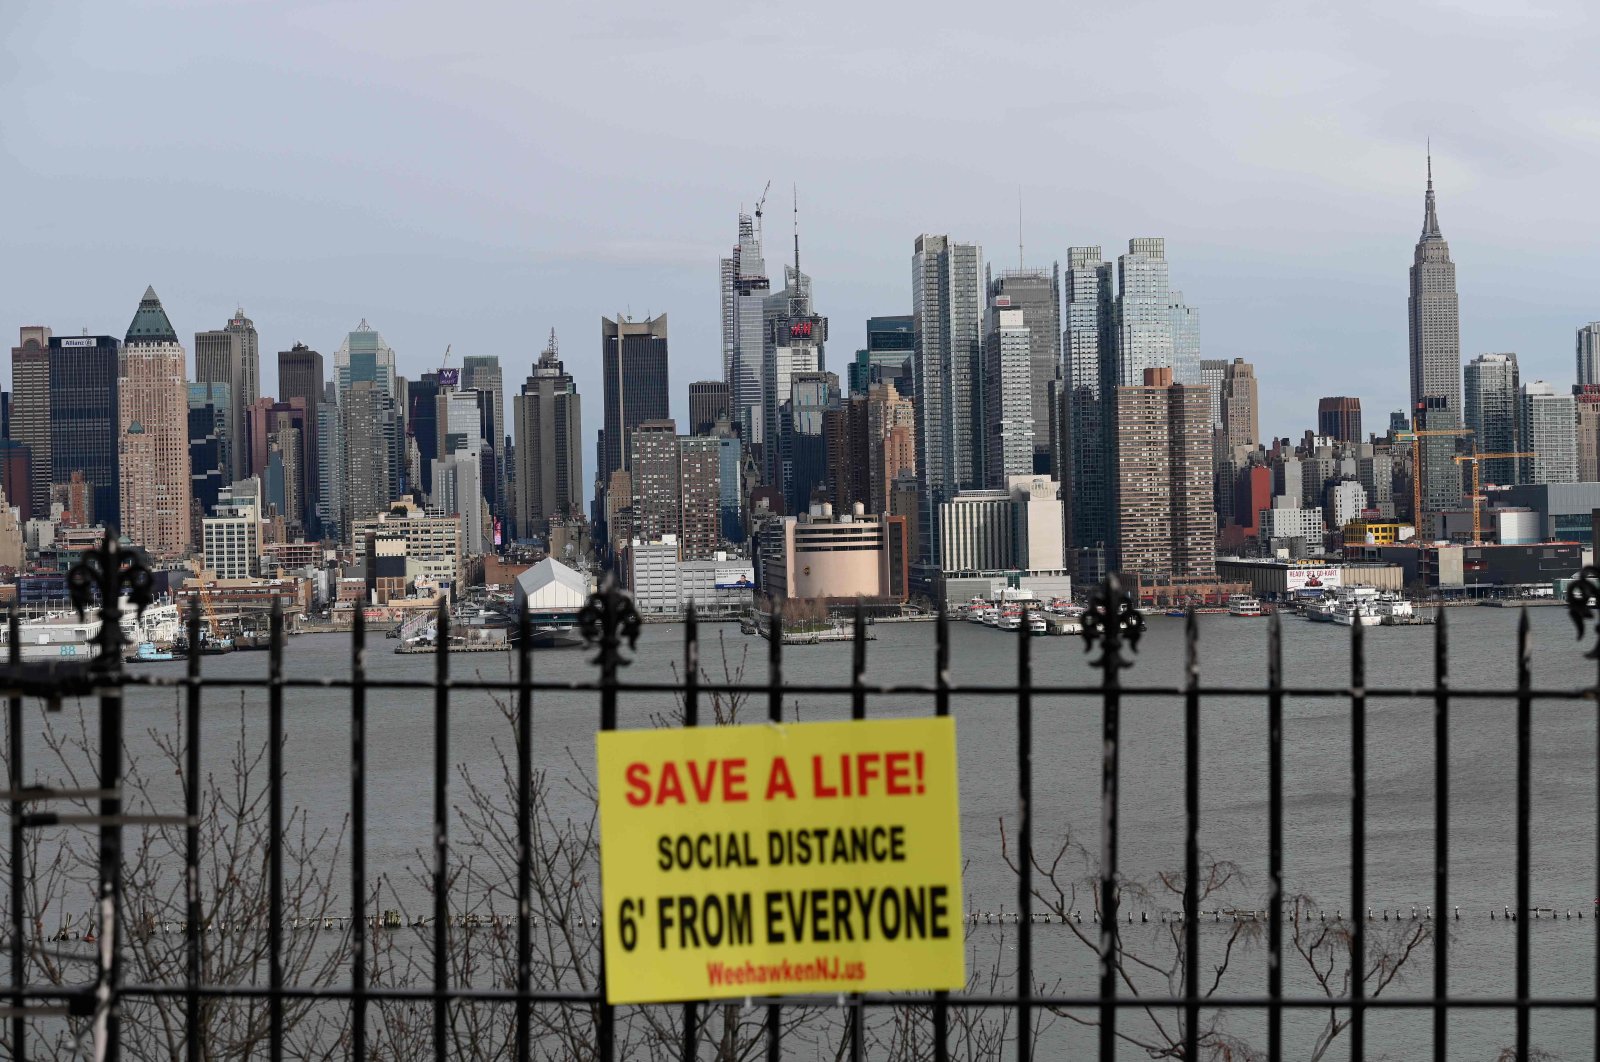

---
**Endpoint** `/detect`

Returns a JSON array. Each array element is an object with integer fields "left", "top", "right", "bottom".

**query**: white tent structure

[{"left": 513, "top": 557, "right": 590, "bottom": 614}]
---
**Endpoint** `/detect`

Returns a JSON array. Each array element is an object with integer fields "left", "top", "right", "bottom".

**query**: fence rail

[{"left": 3, "top": 531, "right": 1599, "bottom": 1060}]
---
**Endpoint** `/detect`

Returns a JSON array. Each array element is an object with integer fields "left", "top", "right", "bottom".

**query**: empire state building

[{"left": 1408, "top": 154, "right": 1463, "bottom": 528}]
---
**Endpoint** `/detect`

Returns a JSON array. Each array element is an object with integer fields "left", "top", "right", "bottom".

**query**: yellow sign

[{"left": 597, "top": 716, "right": 964, "bottom": 1004}]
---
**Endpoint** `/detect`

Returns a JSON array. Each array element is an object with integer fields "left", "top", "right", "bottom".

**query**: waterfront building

[
  {"left": 1579, "top": 323, "right": 1600, "bottom": 387},
  {"left": 277, "top": 343, "right": 324, "bottom": 532},
  {"left": 1317, "top": 397, "right": 1362, "bottom": 444},
  {"left": 688, "top": 380, "right": 729, "bottom": 436},
  {"left": 982, "top": 304, "right": 1034, "bottom": 486},
  {"left": 986, "top": 267, "right": 1060, "bottom": 471},
  {"left": 760, "top": 503, "right": 908, "bottom": 601},
  {"left": 196, "top": 322, "right": 248, "bottom": 481},
  {"left": 118, "top": 287, "right": 191, "bottom": 558},
  {"left": 349, "top": 496, "right": 464, "bottom": 593},
  {"left": 11, "top": 327, "right": 51, "bottom": 517},
  {"left": 849, "top": 315, "right": 915, "bottom": 395},
  {"left": 1112, "top": 367, "right": 1213, "bottom": 581},
  {"left": 1519, "top": 381, "right": 1577, "bottom": 484},
  {"left": 513, "top": 332, "right": 583, "bottom": 540},
  {"left": 912, "top": 234, "right": 984, "bottom": 581},
  {"left": 49, "top": 333, "right": 120, "bottom": 530},
  {"left": 1408, "top": 155, "right": 1464, "bottom": 529},
  {"left": 1061, "top": 246, "right": 1115, "bottom": 572},
  {"left": 202, "top": 495, "right": 260, "bottom": 580},
  {"left": 600, "top": 314, "right": 669, "bottom": 485},
  {"left": 1464, "top": 353, "right": 1521, "bottom": 485},
  {"left": 721, "top": 212, "right": 770, "bottom": 445}
]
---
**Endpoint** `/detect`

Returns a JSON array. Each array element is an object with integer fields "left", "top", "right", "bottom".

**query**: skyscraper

[
  {"left": 911, "top": 234, "right": 983, "bottom": 576},
  {"left": 678, "top": 435, "right": 722, "bottom": 561},
  {"left": 780, "top": 371, "right": 838, "bottom": 516},
  {"left": 849, "top": 315, "right": 914, "bottom": 395},
  {"left": 1116, "top": 238, "right": 1173, "bottom": 387},
  {"left": 343, "top": 379, "right": 397, "bottom": 533},
  {"left": 629, "top": 420, "right": 681, "bottom": 545},
  {"left": 278, "top": 343, "right": 324, "bottom": 534},
  {"left": 1408, "top": 154, "right": 1464, "bottom": 528},
  {"left": 195, "top": 325, "right": 248, "bottom": 480},
  {"left": 10, "top": 327, "right": 52, "bottom": 518},
  {"left": 1112, "top": 368, "right": 1213, "bottom": 581},
  {"left": 1464, "top": 353, "right": 1520, "bottom": 485},
  {"left": 1205, "top": 358, "right": 1259, "bottom": 523},
  {"left": 986, "top": 267, "right": 1060, "bottom": 471},
  {"left": 761, "top": 234, "right": 827, "bottom": 485},
  {"left": 407, "top": 372, "right": 443, "bottom": 495},
  {"left": 1061, "top": 246, "right": 1115, "bottom": 570},
  {"left": 688, "top": 380, "right": 730, "bottom": 436},
  {"left": 334, "top": 320, "right": 397, "bottom": 402},
  {"left": 461, "top": 354, "right": 507, "bottom": 532},
  {"left": 1316, "top": 397, "right": 1363, "bottom": 443},
  {"left": 981, "top": 305, "right": 1033, "bottom": 485},
  {"left": 1574, "top": 386, "right": 1600, "bottom": 482},
  {"left": 227, "top": 307, "right": 260, "bottom": 410},
  {"left": 50, "top": 333, "right": 123, "bottom": 532},
  {"left": 1578, "top": 323, "right": 1600, "bottom": 387},
  {"left": 118, "top": 287, "right": 191, "bottom": 557},
  {"left": 600, "top": 314, "right": 669, "bottom": 483},
  {"left": 721, "top": 212, "right": 770, "bottom": 445},
  {"left": 1167, "top": 292, "right": 1201, "bottom": 385},
  {"left": 1519, "top": 381, "right": 1577, "bottom": 484},
  {"left": 513, "top": 331, "right": 583, "bottom": 540},
  {"left": 316, "top": 382, "right": 345, "bottom": 543}
]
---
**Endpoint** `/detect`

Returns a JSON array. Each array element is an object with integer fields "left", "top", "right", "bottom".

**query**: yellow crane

[
  {"left": 189, "top": 558, "right": 222, "bottom": 644},
  {"left": 1452, "top": 450, "right": 1536, "bottom": 544},
  {"left": 1393, "top": 427, "right": 1473, "bottom": 535}
]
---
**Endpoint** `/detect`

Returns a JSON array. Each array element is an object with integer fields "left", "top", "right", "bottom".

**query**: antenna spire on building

[
  {"left": 792, "top": 183, "right": 801, "bottom": 277},
  {"left": 1018, "top": 186, "right": 1024, "bottom": 269}
]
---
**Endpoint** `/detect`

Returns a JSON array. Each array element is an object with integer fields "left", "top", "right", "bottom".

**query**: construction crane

[
  {"left": 1453, "top": 450, "right": 1536, "bottom": 544},
  {"left": 1393, "top": 427, "right": 1473, "bottom": 535},
  {"left": 753, "top": 180, "right": 771, "bottom": 240},
  {"left": 188, "top": 559, "right": 222, "bottom": 646}
]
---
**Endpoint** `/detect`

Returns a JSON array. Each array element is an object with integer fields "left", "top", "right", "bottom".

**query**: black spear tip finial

[
  {"left": 66, "top": 526, "right": 153, "bottom": 622},
  {"left": 1082, "top": 572, "right": 1143, "bottom": 668},
  {"left": 1565, "top": 564, "right": 1600, "bottom": 660},
  {"left": 578, "top": 570, "right": 642, "bottom": 666}
]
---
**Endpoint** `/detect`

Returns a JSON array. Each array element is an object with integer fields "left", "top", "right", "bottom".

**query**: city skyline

[{"left": 5, "top": 4, "right": 1598, "bottom": 494}]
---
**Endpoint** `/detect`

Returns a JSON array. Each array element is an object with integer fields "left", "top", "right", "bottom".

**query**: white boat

[
  {"left": 1226, "top": 595, "right": 1265, "bottom": 618},
  {"left": 1328, "top": 587, "right": 1382, "bottom": 626},
  {"left": 1374, "top": 593, "right": 1415, "bottom": 620},
  {"left": 1027, "top": 614, "right": 1048, "bottom": 635},
  {"left": 1304, "top": 599, "right": 1336, "bottom": 623},
  {"left": 996, "top": 612, "right": 1022, "bottom": 632}
]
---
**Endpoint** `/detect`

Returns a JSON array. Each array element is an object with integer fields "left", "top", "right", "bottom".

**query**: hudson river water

[{"left": 33, "top": 605, "right": 1599, "bottom": 1057}]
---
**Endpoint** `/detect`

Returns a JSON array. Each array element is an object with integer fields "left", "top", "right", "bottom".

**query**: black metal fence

[{"left": 3, "top": 532, "right": 1600, "bottom": 1060}]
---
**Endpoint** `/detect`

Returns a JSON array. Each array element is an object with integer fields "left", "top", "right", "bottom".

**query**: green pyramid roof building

[{"left": 125, "top": 285, "right": 178, "bottom": 344}]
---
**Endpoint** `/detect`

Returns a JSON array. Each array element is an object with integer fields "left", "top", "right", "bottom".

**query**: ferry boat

[
  {"left": 126, "top": 642, "right": 175, "bottom": 663},
  {"left": 1329, "top": 587, "right": 1382, "bottom": 627},
  {"left": 996, "top": 612, "right": 1023, "bottom": 632},
  {"left": 1027, "top": 613, "right": 1049, "bottom": 635},
  {"left": 1226, "top": 595, "right": 1265, "bottom": 618}
]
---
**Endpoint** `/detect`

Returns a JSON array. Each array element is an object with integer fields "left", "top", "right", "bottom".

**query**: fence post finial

[
  {"left": 1565, "top": 564, "right": 1600, "bottom": 659},
  {"left": 1082, "top": 572, "right": 1144, "bottom": 670}
]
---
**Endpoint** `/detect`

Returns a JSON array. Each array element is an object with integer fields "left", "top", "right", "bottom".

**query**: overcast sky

[{"left": 5, "top": 0, "right": 1599, "bottom": 484}]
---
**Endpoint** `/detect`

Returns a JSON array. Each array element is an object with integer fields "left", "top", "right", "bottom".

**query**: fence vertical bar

[
  {"left": 266, "top": 599, "right": 285, "bottom": 1062},
  {"left": 516, "top": 602, "right": 533, "bottom": 1062},
  {"left": 1017, "top": 604, "right": 1034, "bottom": 1062},
  {"left": 433, "top": 600, "right": 451, "bottom": 1060},
  {"left": 8, "top": 605, "right": 24, "bottom": 1059},
  {"left": 591, "top": 576, "right": 629, "bottom": 1062},
  {"left": 1432, "top": 609, "right": 1449, "bottom": 1062},
  {"left": 1267, "top": 609, "right": 1283, "bottom": 1060},
  {"left": 183, "top": 601, "right": 202, "bottom": 1062},
  {"left": 1516, "top": 609, "right": 1531, "bottom": 1060},
  {"left": 351, "top": 608, "right": 368, "bottom": 1061},
  {"left": 1182, "top": 609, "right": 1199, "bottom": 1061},
  {"left": 766, "top": 599, "right": 783, "bottom": 1062},
  {"left": 1350, "top": 616, "right": 1366, "bottom": 1058},
  {"left": 850, "top": 600, "right": 867, "bottom": 1062},
  {"left": 90, "top": 533, "right": 129, "bottom": 1061},
  {"left": 933, "top": 607, "right": 950, "bottom": 1062},
  {"left": 1097, "top": 576, "right": 1126, "bottom": 1062},
  {"left": 681, "top": 604, "right": 699, "bottom": 1062}
]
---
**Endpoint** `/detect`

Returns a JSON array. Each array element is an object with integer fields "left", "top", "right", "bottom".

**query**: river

[{"left": 14, "top": 604, "right": 1597, "bottom": 1058}]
